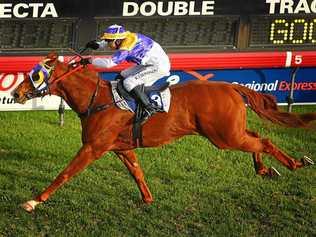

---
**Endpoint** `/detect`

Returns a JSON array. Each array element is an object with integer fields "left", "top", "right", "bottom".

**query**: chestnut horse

[{"left": 12, "top": 52, "right": 315, "bottom": 212}]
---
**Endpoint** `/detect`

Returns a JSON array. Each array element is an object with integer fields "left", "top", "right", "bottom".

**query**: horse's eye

[{"left": 32, "top": 72, "right": 40, "bottom": 81}]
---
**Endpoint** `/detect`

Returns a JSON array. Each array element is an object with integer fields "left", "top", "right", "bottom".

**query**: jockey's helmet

[{"left": 100, "top": 24, "right": 128, "bottom": 41}]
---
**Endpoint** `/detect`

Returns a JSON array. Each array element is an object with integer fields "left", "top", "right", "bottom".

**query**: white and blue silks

[{"left": 92, "top": 33, "right": 170, "bottom": 92}]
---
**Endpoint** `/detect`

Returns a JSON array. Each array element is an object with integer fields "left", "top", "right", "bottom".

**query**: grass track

[{"left": 0, "top": 106, "right": 315, "bottom": 236}]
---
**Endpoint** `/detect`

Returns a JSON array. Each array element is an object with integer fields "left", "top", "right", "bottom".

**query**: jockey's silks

[
  {"left": 91, "top": 31, "right": 170, "bottom": 93},
  {"left": 112, "top": 33, "right": 154, "bottom": 65}
]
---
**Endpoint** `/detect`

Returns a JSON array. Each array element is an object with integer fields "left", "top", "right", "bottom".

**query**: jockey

[{"left": 83, "top": 24, "right": 171, "bottom": 119}]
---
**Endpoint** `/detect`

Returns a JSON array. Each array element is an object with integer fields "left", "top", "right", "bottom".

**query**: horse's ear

[{"left": 46, "top": 51, "right": 58, "bottom": 62}]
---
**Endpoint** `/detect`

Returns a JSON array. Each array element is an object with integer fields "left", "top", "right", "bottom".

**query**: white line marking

[{"left": 285, "top": 51, "right": 292, "bottom": 67}]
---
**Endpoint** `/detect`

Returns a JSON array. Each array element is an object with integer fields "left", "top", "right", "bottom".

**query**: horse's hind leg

[
  {"left": 115, "top": 150, "right": 153, "bottom": 204},
  {"left": 236, "top": 131, "right": 310, "bottom": 171},
  {"left": 247, "top": 130, "right": 281, "bottom": 177},
  {"left": 246, "top": 130, "right": 267, "bottom": 174}
]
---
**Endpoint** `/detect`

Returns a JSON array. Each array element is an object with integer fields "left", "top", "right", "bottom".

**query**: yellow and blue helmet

[{"left": 100, "top": 24, "right": 129, "bottom": 40}]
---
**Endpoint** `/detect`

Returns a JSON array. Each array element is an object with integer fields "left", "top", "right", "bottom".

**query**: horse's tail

[{"left": 232, "top": 84, "right": 316, "bottom": 128}]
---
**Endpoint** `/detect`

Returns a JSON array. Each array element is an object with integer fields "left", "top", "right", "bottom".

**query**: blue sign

[{"left": 100, "top": 67, "right": 316, "bottom": 104}]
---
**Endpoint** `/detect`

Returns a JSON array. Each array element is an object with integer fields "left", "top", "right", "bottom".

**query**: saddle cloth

[{"left": 110, "top": 80, "right": 171, "bottom": 113}]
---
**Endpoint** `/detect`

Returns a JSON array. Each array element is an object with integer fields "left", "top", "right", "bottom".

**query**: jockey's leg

[
  {"left": 122, "top": 65, "right": 158, "bottom": 93},
  {"left": 120, "top": 65, "right": 144, "bottom": 79},
  {"left": 123, "top": 65, "right": 166, "bottom": 119},
  {"left": 131, "top": 85, "right": 162, "bottom": 114}
]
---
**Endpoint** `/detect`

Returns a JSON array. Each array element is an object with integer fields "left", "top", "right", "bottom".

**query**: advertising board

[
  {"left": 0, "top": 1, "right": 315, "bottom": 110},
  {"left": 0, "top": 72, "right": 64, "bottom": 110},
  {"left": 99, "top": 67, "right": 316, "bottom": 105}
]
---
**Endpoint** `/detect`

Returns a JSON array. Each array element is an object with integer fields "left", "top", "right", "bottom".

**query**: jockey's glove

[
  {"left": 86, "top": 40, "right": 100, "bottom": 50},
  {"left": 80, "top": 58, "right": 92, "bottom": 66}
]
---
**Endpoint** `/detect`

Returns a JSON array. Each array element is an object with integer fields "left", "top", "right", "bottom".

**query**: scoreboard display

[
  {"left": 0, "top": 0, "right": 316, "bottom": 54},
  {"left": 96, "top": 16, "right": 238, "bottom": 48},
  {"left": 250, "top": 14, "right": 316, "bottom": 47},
  {"left": 0, "top": 18, "right": 76, "bottom": 50}
]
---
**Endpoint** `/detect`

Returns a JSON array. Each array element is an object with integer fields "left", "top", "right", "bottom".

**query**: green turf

[{"left": 0, "top": 106, "right": 315, "bottom": 237}]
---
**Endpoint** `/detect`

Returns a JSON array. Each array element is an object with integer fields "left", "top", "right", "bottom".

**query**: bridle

[
  {"left": 25, "top": 59, "right": 55, "bottom": 99},
  {"left": 25, "top": 49, "right": 120, "bottom": 118}
]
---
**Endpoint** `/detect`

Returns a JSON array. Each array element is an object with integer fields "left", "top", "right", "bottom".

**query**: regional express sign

[{"left": 99, "top": 68, "right": 316, "bottom": 105}]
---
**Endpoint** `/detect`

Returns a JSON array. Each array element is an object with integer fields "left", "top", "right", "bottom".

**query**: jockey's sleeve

[
  {"left": 112, "top": 50, "right": 129, "bottom": 64},
  {"left": 91, "top": 50, "right": 128, "bottom": 68},
  {"left": 91, "top": 57, "right": 117, "bottom": 68}
]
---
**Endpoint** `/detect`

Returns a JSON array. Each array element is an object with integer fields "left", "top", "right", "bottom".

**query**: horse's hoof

[
  {"left": 21, "top": 200, "right": 40, "bottom": 212},
  {"left": 301, "top": 156, "right": 314, "bottom": 166},
  {"left": 142, "top": 197, "right": 154, "bottom": 204},
  {"left": 268, "top": 167, "right": 281, "bottom": 177}
]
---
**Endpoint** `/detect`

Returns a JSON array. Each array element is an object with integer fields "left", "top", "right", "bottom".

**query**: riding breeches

[
  {"left": 121, "top": 42, "right": 170, "bottom": 92},
  {"left": 122, "top": 65, "right": 170, "bottom": 92}
]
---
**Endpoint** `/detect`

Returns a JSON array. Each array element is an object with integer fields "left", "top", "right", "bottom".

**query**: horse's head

[{"left": 12, "top": 51, "right": 59, "bottom": 104}]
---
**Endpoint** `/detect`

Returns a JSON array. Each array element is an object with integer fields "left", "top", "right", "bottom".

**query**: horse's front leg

[
  {"left": 22, "top": 143, "right": 104, "bottom": 212},
  {"left": 115, "top": 150, "right": 153, "bottom": 204}
]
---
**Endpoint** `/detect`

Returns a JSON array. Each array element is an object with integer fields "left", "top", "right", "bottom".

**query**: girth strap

[{"left": 133, "top": 104, "right": 144, "bottom": 147}]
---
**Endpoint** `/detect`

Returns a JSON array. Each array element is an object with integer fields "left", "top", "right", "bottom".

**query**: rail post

[
  {"left": 58, "top": 98, "right": 65, "bottom": 126},
  {"left": 287, "top": 67, "right": 299, "bottom": 112}
]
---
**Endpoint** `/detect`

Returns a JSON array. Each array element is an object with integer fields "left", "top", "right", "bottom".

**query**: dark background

[{"left": 0, "top": 0, "right": 315, "bottom": 54}]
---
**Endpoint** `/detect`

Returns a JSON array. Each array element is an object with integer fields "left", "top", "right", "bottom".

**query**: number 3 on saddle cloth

[{"left": 110, "top": 77, "right": 171, "bottom": 146}]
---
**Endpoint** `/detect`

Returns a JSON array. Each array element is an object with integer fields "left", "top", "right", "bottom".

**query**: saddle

[{"left": 111, "top": 77, "right": 171, "bottom": 146}]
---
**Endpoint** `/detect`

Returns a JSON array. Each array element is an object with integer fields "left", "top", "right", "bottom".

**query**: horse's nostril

[{"left": 13, "top": 92, "right": 20, "bottom": 99}]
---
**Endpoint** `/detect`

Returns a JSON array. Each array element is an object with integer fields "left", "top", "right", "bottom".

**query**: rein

[
  {"left": 25, "top": 62, "right": 84, "bottom": 99},
  {"left": 51, "top": 63, "right": 84, "bottom": 85},
  {"left": 53, "top": 64, "right": 118, "bottom": 118},
  {"left": 26, "top": 51, "right": 123, "bottom": 118},
  {"left": 52, "top": 63, "right": 122, "bottom": 118}
]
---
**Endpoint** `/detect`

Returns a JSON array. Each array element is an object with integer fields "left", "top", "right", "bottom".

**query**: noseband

[{"left": 26, "top": 57, "right": 118, "bottom": 118}]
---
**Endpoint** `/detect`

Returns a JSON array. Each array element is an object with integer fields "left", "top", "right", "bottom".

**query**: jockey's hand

[
  {"left": 85, "top": 40, "right": 100, "bottom": 50},
  {"left": 79, "top": 57, "right": 92, "bottom": 66}
]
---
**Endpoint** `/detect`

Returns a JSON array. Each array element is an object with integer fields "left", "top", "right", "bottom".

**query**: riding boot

[{"left": 131, "top": 85, "right": 162, "bottom": 121}]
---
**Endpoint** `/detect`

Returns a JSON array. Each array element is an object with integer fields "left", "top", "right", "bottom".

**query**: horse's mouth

[
  {"left": 12, "top": 90, "right": 29, "bottom": 104},
  {"left": 14, "top": 96, "right": 28, "bottom": 104}
]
